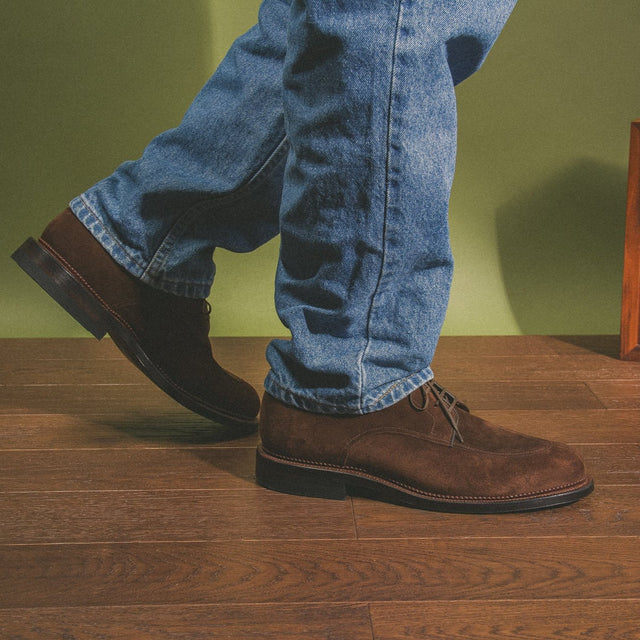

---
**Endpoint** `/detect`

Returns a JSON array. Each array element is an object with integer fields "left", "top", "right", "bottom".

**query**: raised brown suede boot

[
  {"left": 256, "top": 380, "right": 593, "bottom": 513},
  {"left": 12, "top": 209, "right": 260, "bottom": 426}
]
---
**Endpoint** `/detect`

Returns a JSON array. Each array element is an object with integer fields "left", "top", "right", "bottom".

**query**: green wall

[{"left": 2, "top": 1, "right": 638, "bottom": 337}]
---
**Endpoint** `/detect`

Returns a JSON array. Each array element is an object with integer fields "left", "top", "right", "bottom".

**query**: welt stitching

[{"left": 260, "top": 447, "right": 588, "bottom": 502}]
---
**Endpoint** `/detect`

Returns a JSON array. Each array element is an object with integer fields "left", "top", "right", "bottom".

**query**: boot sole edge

[{"left": 255, "top": 445, "right": 594, "bottom": 514}]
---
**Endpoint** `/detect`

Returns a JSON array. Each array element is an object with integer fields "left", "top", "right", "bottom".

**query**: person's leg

[
  {"left": 257, "top": 0, "right": 593, "bottom": 512},
  {"left": 12, "top": 0, "right": 291, "bottom": 426},
  {"left": 265, "top": 0, "right": 517, "bottom": 414},
  {"left": 71, "top": 0, "right": 291, "bottom": 298}
]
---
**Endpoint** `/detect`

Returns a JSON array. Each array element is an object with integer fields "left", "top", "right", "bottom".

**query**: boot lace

[{"left": 410, "top": 380, "right": 465, "bottom": 447}]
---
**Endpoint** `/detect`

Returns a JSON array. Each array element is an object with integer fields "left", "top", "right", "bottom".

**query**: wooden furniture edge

[{"left": 620, "top": 119, "right": 640, "bottom": 360}]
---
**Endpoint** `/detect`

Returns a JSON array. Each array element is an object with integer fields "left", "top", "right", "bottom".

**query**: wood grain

[
  {"left": 0, "top": 336, "right": 271, "bottom": 391},
  {"left": 432, "top": 353, "right": 640, "bottom": 381},
  {"left": 0, "top": 489, "right": 356, "bottom": 544},
  {"left": 587, "top": 379, "right": 640, "bottom": 409},
  {"left": 0, "top": 447, "right": 257, "bottom": 491},
  {"left": 431, "top": 380, "right": 605, "bottom": 410},
  {"left": 0, "top": 413, "right": 260, "bottom": 449},
  {"left": 0, "top": 378, "right": 600, "bottom": 415},
  {"left": 369, "top": 600, "right": 640, "bottom": 640},
  {"left": 620, "top": 119, "right": 640, "bottom": 360},
  {"left": 474, "top": 409, "right": 640, "bottom": 444},
  {"left": 2, "top": 409, "right": 638, "bottom": 450},
  {"left": 0, "top": 336, "right": 638, "bottom": 639},
  {"left": 11, "top": 351, "right": 636, "bottom": 387},
  {"left": 1, "top": 538, "right": 637, "bottom": 608},
  {"left": 432, "top": 335, "right": 560, "bottom": 356},
  {"left": 0, "top": 444, "right": 632, "bottom": 491},
  {"left": 543, "top": 334, "right": 620, "bottom": 356},
  {"left": 353, "top": 486, "right": 639, "bottom": 539},
  {"left": 3, "top": 486, "right": 636, "bottom": 545},
  {"left": 0, "top": 603, "right": 373, "bottom": 640}
]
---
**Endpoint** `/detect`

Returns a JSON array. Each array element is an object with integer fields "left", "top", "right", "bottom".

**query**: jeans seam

[
  {"left": 71, "top": 198, "right": 210, "bottom": 297},
  {"left": 76, "top": 195, "right": 150, "bottom": 275},
  {"left": 357, "top": 0, "right": 404, "bottom": 413},
  {"left": 141, "top": 135, "right": 288, "bottom": 282},
  {"left": 265, "top": 365, "right": 433, "bottom": 415},
  {"left": 266, "top": 373, "right": 358, "bottom": 412}
]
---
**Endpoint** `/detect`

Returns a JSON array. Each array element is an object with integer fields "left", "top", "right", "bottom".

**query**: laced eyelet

[
  {"left": 408, "top": 385, "right": 429, "bottom": 411},
  {"left": 425, "top": 379, "right": 465, "bottom": 447}
]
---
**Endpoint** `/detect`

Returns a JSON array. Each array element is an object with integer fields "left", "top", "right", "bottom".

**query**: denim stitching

[
  {"left": 265, "top": 362, "right": 432, "bottom": 416},
  {"left": 75, "top": 196, "right": 149, "bottom": 274},
  {"left": 357, "top": 0, "right": 405, "bottom": 413}
]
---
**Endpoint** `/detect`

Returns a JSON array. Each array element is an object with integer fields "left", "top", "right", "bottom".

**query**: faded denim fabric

[
  {"left": 70, "top": 0, "right": 517, "bottom": 414},
  {"left": 71, "top": 0, "right": 290, "bottom": 298}
]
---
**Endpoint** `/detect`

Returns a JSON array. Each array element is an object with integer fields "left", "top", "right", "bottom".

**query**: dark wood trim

[{"left": 620, "top": 119, "right": 640, "bottom": 359}]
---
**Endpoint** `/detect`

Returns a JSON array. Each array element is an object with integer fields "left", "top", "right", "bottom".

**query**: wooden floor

[{"left": 0, "top": 335, "right": 638, "bottom": 639}]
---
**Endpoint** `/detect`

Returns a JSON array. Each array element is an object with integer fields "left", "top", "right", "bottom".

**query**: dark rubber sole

[
  {"left": 256, "top": 446, "right": 595, "bottom": 514},
  {"left": 12, "top": 237, "right": 257, "bottom": 428}
]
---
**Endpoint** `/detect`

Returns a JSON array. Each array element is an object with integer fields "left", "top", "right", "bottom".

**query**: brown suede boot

[
  {"left": 256, "top": 380, "right": 593, "bottom": 513},
  {"left": 12, "top": 209, "right": 260, "bottom": 426}
]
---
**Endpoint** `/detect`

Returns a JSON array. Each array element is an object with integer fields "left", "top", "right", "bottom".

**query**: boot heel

[
  {"left": 256, "top": 447, "right": 347, "bottom": 500},
  {"left": 12, "top": 238, "right": 108, "bottom": 340}
]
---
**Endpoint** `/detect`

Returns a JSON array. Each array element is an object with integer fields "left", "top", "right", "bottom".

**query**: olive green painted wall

[{"left": 2, "top": 1, "right": 638, "bottom": 337}]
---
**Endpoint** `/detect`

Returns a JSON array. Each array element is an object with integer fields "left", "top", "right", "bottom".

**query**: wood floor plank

[
  {"left": 0, "top": 337, "right": 272, "bottom": 363},
  {"left": 587, "top": 379, "right": 640, "bottom": 409},
  {"left": 0, "top": 337, "right": 271, "bottom": 390},
  {"left": 8, "top": 342, "right": 638, "bottom": 388},
  {"left": 1, "top": 358, "right": 152, "bottom": 386},
  {"left": 0, "top": 385, "right": 262, "bottom": 416},
  {"left": 1, "top": 355, "right": 269, "bottom": 388},
  {"left": 432, "top": 336, "right": 560, "bottom": 357},
  {"left": 0, "top": 444, "right": 633, "bottom": 492},
  {"left": 369, "top": 600, "right": 639, "bottom": 640},
  {"left": 544, "top": 334, "right": 620, "bottom": 356},
  {"left": 0, "top": 413, "right": 260, "bottom": 450},
  {"left": 474, "top": 409, "right": 640, "bottom": 444},
  {"left": 0, "top": 379, "right": 604, "bottom": 414},
  {"left": 0, "top": 603, "right": 373, "bottom": 640},
  {"left": 6, "top": 485, "right": 636, "bottom": 546},
  {"left": 0, "top": 448, "right": 257, "bottom": 491},
  {"left": 434, "top": 335, "right": 617, "bottom": 359},
  {"left": 1, "top": 335, "right": 637, "bottom": 637},
  {"left": 0, "top": 489, "right": 356, "bottom": 544},
  {"left": 0, "top": 538, "right": 637, "bottom": 608},
  {"left": 353, "top": 486, "right": 639, "bottom": 539},
  {"left": 431, "top": 353, "right": 640, "bottom": 382},
  {"left": 573, "top": 444, "right": 640, "bottom": 485},
  {"left": 1, "top": 409, "right": 636, "bottom": 450},
  {"left": 424, "top": 380, "right": 605, "bottom": 410},
  {"left": 0, "top": 338, "right": 122, "bottom": 361}
]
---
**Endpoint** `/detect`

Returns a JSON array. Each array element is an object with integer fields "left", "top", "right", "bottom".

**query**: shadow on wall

[
  {"left": 496, "top": 160, "right": 627, "bottom": 335},
  {"left": 1, "top": 0, "right": 215, "bottom": 336}
]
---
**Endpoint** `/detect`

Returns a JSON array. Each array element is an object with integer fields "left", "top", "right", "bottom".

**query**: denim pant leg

[
  {"left": 265, "top": 0, "right": 517, "bottom": 414},
  {"left": 70, "top": 0, "right": 290, "bottom": 299}
]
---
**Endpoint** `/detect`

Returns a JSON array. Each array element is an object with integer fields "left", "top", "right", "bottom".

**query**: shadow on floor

[{"left": 98, "top": 413, "right": 258, "bottom": 446}]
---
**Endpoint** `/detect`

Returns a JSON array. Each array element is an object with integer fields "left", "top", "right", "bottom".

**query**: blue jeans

[{"left": 70, "top": 0, "right": 517, "bottom": 415}]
